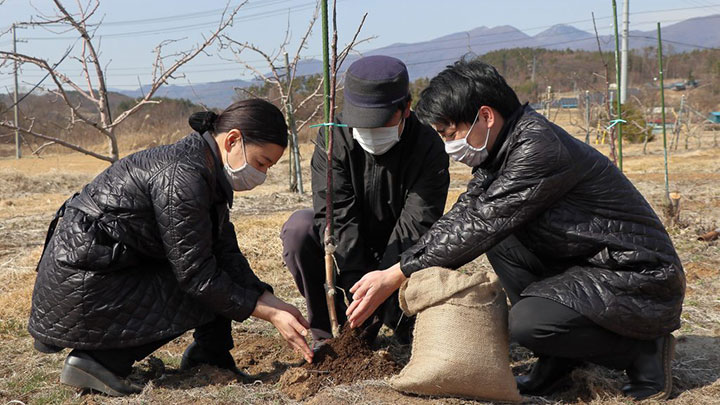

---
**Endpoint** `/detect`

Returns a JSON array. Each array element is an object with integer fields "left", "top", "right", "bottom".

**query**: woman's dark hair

[
  {"left": 415, "top": 58, "right": 521, "bottom": 126},
  {"left": 188, "top": 98, "right": 288, "bottom": 147}
]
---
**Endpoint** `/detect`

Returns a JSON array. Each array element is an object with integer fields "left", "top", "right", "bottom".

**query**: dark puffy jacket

[
  {"left": 311, "top": 111, "right": 450, "bottom": 286},
  {"left": 29, "top": 132, "right": 270, "bottom": 350},
  {"left": 400, "top": 106, "right": 685, "bottom": 340}
]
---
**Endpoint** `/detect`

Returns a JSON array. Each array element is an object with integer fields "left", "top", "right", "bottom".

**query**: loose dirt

[{"left": 279, "top": 328, "right": 399, "bottom": 400}]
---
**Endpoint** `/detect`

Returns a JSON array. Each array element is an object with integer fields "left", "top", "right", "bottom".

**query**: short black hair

[{"left": 415, "top": 58, "right": 521, "bottom": 126}]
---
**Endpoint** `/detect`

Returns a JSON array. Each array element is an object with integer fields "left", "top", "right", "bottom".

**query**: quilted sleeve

[
  {"left": 214, "top": 218, "right": 273, "bottom": 294},
  {"left": 400, "top": 129, "right": 582, "bottom": 276},
  {"left": 149, "top": 162, "right": 264, "bottom": 322}
]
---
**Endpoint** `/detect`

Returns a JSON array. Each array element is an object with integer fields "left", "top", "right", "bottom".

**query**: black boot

[
  {"left": 622, "top": 335, "right": 675, "bottom": 400},
  {"left": 180, "top": 341, "right": 247, "bottom": 377},
  {"left": 515, "top": 356, "right": 579, "bottom": 396},
  {"left": 60, "top": 350, "right": 143, "bottom": 396}
]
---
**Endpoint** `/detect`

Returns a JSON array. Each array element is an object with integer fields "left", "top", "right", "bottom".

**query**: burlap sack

[{"left": 390, "top": 267, "right": 522, "bottom": 402}]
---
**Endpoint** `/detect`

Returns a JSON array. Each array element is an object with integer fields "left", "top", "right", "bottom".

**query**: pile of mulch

[{"left": 279, "top": 327, "right": 399, "bottom": 400}]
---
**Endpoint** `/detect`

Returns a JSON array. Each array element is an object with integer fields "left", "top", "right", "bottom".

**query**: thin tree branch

[
  {"left": 337, "top": 13, "right": 370, "bottom": 69},
  {"left": 0, "top": 121, "right": 113, "bottom": 162},
  {"left": 297, "top": 100, "right": 324, "bottom": 132},
  {"left": 0, "top": 51, "right": 107, "bottom": 134},
  {"left": 111, "top": 1, "right": 246, "bottom": 129},
  {"left": 290, "top": 3, "right": 320, "bottom": 85},
  {"left": 32, "top": 141, "right": 57, "bottom": 156},
  {"left": 296, "top": 78, "right": 324, "bottom": 111}
]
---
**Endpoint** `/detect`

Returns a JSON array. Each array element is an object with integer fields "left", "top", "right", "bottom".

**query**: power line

[
  {"left": 0, "top": 41, "right": 78, "bottom": 115},
  {"left": 629, "top": 35, "right": 717, "bottom": 50},
  {"left": 342, "top": 5, "right": 720, "bottom": 54},
  {"left": 12, "top": 12, "right": 715, "bottom": 80},
  {"left": 2, "top": 0, "right": 300, "bottom": 31},
  {"left": 20, "top": 0, "right": 326, "bottom": 41},
  {"left": 15, "top": 3, "right": 718, "bottom": 44},
  {"left": 3, "top": 3, "right": 718, "bottom": 92},
  {"left": 11, "top": 26, "right": 716, "bottom": 84},
  {"left": 98, "top": 0, "right": 297, "bottom": 26}
]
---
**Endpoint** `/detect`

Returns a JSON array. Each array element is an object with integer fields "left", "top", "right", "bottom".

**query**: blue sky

[{"left": 0, "top": 0, "right": 718, "bottom": 92}]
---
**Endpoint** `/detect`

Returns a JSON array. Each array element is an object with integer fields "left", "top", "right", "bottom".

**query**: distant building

[
  {"left": 650, "top": 107, "right": 675, "bottom": 117},
  {"left": 558, "top": 97, "right": 579, "bottom": 108},
  {"left": 671, "top": 82, "right": 686, "bottom": 91}
]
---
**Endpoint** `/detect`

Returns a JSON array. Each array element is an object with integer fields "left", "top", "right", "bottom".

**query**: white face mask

[
  {"left": 444, "top": 112, "right": 490, "bottom": 167},
  {"left": 223, "top": 138, "right": 267, "bottom": 191},
  {"left": 352, "top": 118, "right": 403, "bottom": 155}
]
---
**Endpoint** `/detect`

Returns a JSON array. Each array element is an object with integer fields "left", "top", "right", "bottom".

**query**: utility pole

[
  {"left": 620, "top": 0, "right": 629, "bottom": 104},
  {"left": 658, "top": 23, "right": 670, "bottom": 203},
  {"left": 585, "top": 90, "right": 591, "bottom": 144},
  {"left": 531, "top": 53, "right": 536, "bottom": 83},
  {"left": 545, "top": 85, "right": 552, "bottom": 118},
  {"left": 12, "top": 23, "right": 21, "bottom": 159},
  {"left": 612, "top": 0, "right": 624, "bottom": 171}
]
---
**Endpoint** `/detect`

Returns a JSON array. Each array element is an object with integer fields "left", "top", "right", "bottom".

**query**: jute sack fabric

[{"left": 390, "top": 267, "right": 522, "bottom": 402}]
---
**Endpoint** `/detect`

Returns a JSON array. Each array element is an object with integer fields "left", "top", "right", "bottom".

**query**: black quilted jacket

[
  {"left": 400, "top": 106, "right": 685, "bottom": 340},
  {"left": 29, "top": 132, "right": 270, "bottom": 350},
  {"left": 311, "top": 111, "right": 449, "bottom": 284}
]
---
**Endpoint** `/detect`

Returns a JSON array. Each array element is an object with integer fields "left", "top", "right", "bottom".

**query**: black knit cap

[{"left": 342, "top": 55, "right": 409, "bottom": 128}]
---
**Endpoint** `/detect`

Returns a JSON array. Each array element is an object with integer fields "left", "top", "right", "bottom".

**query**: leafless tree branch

[
  {"left": 1, "top": 0, "right": 245, "bottom": 162},
  {"left": 290, "top": 3, "right": 320, "bottom": 85},
  {"left": 297, "top": 100, "right": 324, "bottom": 132},
  {"left": 0, "top": 120, "right": 113, "bottom": 161},
  {"left": 337, "top": 13, "right": 371, "bottom": 69},
  {"left": 112, "top": 2, "right": 246, "bottom": 130},
  {"left": 0, "top": 51, "right": 108, "bottom": 133},
  {"left": 32, "top": 141, "right": 58, "bottom": 156}
]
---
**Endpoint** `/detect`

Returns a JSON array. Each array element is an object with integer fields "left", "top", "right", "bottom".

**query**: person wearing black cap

[
  {"left": 281, "top": 55, "right": 450, "bottom": 343},
  {"left": 345, "top": 59, "right": 684, "bottom": 401},
  {"left": 29, "top": 99, "right": 313, "bottom": 396}
]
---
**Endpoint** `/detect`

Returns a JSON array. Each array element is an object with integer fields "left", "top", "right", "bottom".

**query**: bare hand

[
  {"left": 252, "top": 291, "right": 314, "bottom": 363},
  {"left": 345, "top": 263, "right": 406, "bottom": 328}
]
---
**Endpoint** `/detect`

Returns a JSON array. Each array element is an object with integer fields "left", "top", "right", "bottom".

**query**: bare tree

[
  {"left": 0, "top": 0, "right": 245, "bottom": 162},
  {"left": 219, "top": 2, "right": 370, "bottom": 193}
]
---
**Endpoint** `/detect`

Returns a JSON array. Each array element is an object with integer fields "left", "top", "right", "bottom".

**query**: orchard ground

[{"left": 0, "top": 114, "right": 718, "bottom": 404}]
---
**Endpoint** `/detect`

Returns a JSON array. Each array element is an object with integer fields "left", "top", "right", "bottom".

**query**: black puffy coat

[
  {"left": 29, "top": 132, "right": 270, "bottom": 350},
  {"left": 311, "top": 111, "right": 450, "bottom": 285},
  {"left": 400, "top": 106, "right": 685, "bottom": 340}
]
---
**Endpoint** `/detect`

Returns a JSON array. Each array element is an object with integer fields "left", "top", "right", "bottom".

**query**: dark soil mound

[{"left": 280, "top": 327, "right": 398, "bottom": 400}]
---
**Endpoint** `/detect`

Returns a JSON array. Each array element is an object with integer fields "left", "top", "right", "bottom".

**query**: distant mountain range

[
  {"left": 113, "top": 78, "right": 257, "bottom": 108},
  {"left": 113, "top": 14, "right": 720, "bottom": 108}
]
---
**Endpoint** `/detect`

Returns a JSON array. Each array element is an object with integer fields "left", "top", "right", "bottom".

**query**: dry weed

[{"left": 0, "top": 135, "right": 718, "bottom": 404}]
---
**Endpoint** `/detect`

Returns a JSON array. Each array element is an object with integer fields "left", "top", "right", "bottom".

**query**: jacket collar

[
  {"left": 479, "top": 103, "right": 529, "bottom": 171},
  {"left": 200, "top": 131, "right": 234, "bottom": 208}
]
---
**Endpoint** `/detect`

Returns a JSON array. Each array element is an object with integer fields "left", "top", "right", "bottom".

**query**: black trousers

[
  {"left": 281, "top": 209, "right": 410, "bottom": 341},
  {"left": 487, "top": 235, "right": 650, "bottom": 370},
  {"left": 78, "top": 316, "right": 233, "bottom": 377}
]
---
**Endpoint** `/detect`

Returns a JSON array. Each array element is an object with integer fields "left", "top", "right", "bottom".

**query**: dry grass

[{"left": 0, "top": 123, "right": 718, "bottom": 404}]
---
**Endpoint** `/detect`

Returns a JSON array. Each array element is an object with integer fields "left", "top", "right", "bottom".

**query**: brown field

[{"left": 0, "top": 119, "right": 719, "bottom": 404}]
